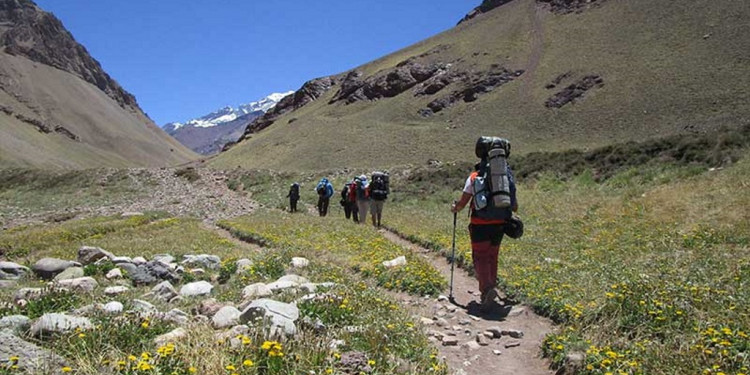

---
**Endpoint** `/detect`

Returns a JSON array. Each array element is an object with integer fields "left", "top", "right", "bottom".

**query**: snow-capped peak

[{"left": 162, "top": 91, "right": 294, "bottom": 131}]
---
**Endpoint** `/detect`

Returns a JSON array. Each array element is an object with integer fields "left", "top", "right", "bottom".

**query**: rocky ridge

[{"left": 0, "top": 0, "right": 139, "bottom": 111}]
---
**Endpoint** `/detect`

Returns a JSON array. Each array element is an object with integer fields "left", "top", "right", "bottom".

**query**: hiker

[
  {"left": 286, "top": 183, "right": 300, "bottom": 213},
  {"left": 451, "top": 137, "right": 517, "bottom": 310},
  {"left": 315, "top": 178, "right": 334, "bottom": 217},
  {"left": 354, "top": 175, "right": 369, "bottom": 224},
  {"left": 347, "top": 177, "right": 360, "bottom": 222},
  {"left": 340, "top": 181, "right": 355, "bottom": 220},
  {"left": 369, "top": 171, "right": 390, "bottom": 228}
]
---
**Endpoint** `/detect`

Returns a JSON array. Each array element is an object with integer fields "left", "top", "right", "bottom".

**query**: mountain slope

[
  {"left": 163, "top": 92, "right": 293, "bottom": 155},
  {"left": 0, "top": 0, "right": 195, "bottom": 168},
  {"left": 213, "top": 0, "right": 750, "bottom": 171}
]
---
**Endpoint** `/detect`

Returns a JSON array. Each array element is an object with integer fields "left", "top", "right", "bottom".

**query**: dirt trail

[
  {"left": 519, "top": 0, "right": 545, "bottom": 99},
  {"left": 380, "top": 229, "right": 555, "bottom": 375}
]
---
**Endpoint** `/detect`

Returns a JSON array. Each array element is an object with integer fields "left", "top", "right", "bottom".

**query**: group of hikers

[
  {"left": 284, "top": 136, "right": 522, "bottom": 311},
  {"left": 285, "top": 172, "right": 390, "bottom": 228}
]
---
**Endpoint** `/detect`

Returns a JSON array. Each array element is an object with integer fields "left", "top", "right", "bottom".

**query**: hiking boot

[{"left": 481, "top": 288, "right": 499, "bottom": 308}]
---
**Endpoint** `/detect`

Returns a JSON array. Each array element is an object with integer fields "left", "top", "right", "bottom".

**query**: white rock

[
  {"left": 291, "top": 257, "right": 310, "bottom": 268},
  {"left": 180, "top": 281, "right": 213, "bottom": 297},
  {"left": 104, "top": 286, "right": 129, "bottom": 296},
  {"left": 239, "top": 298, "right": 299, "bottom": 336},
  {"left": 212, "top": 306, "right": 241, "bottom": 329},
  {"left": 265, "top": 280, "right": 298, "bottom": 291},
  {"left": 53, "top": 277, "right": 98, "bottom": 292},
  {"left": 152, "top": 281, "right": 178, "bottom": 302},
  {"left": 242, "top": 283, "right": 273, "bottom": 300},
  {"left": 181, "top": 254, "right": 221, "bottom": 270},
  {"left": 132, "top": 256, "right": 148, "bottom": 265},
  {"left": 382, "top": 255, "right": 407, "bottom": 268},
  {"left": 0, "top": 315, "right": 30, "bottom": 334},
  {"left": 52, "top": 267, "right": 84, "bottom": 281},
  {"left": 105, "top": 268, "right": 123, "bottom": 280},
  {"left": 235, "top": 259, "right": 253, "bottom": 273},
  {"left": 102, "top": 301, "right": 124, "bottom": 315},
  {"left": 30, "top": 313, "right": 92, "bottom": 337},
  {"left": 132, "top": 299, "right": 158, "bottom": 315},
  {"left": 0, "top": 261, "right": 30, "bottom": 280},
  {"left": 154, "top": 328, "right": 187, "bottom": 346},
  {"left": 111, "top": 256, "right": 133, "bottom": 264},
  {"left": 277, "top": 274, "right": 309, "bottom": 284}
]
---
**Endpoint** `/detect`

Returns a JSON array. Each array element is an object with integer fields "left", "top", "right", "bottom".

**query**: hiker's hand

[{"left": 451, "top": 202, "right": 458, "bottom": 213}]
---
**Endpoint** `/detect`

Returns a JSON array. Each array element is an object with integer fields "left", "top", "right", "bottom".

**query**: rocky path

[{"left": 380, "top": 229, "right": 555, "bottom": 375}]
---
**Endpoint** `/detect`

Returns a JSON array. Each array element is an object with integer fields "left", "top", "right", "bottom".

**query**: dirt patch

[
  {"left": 380, "top": 229, "right": 555, "bottom": 375},
  {"left": 544, "top": 75, "right": 603, "bottom": 108}
]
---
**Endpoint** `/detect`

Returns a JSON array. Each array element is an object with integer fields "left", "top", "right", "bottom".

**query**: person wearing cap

[{"left": 286, "top": 183, "right": 300, "bottom": 213}]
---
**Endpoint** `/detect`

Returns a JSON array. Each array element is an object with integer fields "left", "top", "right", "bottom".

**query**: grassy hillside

[
  {"left": 0, "top": 53, "right": 196, "bottom": 168},
  {"left": 212, "top": 0, "right": 750, "bottom": 170}
]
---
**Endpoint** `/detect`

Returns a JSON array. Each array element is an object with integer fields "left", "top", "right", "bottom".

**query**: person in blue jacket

[{"left": 315, "top": 178, "right": 334, "bottom": 217}]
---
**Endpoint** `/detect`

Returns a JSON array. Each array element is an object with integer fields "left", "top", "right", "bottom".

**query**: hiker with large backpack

[
  {"left": 354, "top": 175, "right": 369, "bottom": 224},
  {"left": 286, "top": 183, "right": 300, "bottom": 213},
  {"left": 451, "top": 137, "right": 521, "bottom": 311},
  {"left": 369, "top": 171, "right": 390, "bottom": 228},
  {"left": 347, "top": 178, "right": 359, "bottom": 222},
  {"left": 315, "top": 178, "right": 334, "bottom": 217}
]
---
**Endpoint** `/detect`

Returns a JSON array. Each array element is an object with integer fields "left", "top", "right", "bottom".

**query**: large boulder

[
  {"left": 32, "top": 258, "right": 81, "bottom": 280},
  {"left": 0, "top": 330, "right": 67, "bottom": 373},
  {"left": 181, "top": 254, "right": 221, "bottom": 270},
  {"left": 102, "top": 301, "right": 124, "bottom": 315},
  {"left": 52, "top": 267, "right": 84, "bottom": 281},
  {"left": 291, "top": 257, "right": 310, "bottom": 268},
  {"left": 30, "top": 313, "right": 92, "bottom": 338},
  {"left": 0, "top": 261, "right": 30, "bottom": 280},
  {"left": 180, "top": 281, "right": 213, "bottom": 297},
  {"left": 130, "top": 261, "right": 180, "bottom": 286},
  {"left": 53, "top": 277, "right": 98, "bottom": 292},
  {"left": 212, "top": 306, "right": 241, "bottom": 329},
  {"left": 240, "top": 299, "right": 299, "bottom": 336},
  {"left": 77, "top": 246, "right": 113, "bottom": 265}
]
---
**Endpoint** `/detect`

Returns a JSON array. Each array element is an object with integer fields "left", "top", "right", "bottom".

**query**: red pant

[{"left": 471, "top": 241, "right": 500, "bottom": 294}]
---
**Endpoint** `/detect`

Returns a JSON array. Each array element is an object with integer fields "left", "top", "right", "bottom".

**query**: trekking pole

[{"left": 449, "top": 201, "right": 457, "bottom": 303}]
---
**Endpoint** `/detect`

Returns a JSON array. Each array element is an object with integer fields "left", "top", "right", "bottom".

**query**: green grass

[
  {"left": 212, "top": 0, "right": 750, "bottom": 171},
  {"left": 383, "top": 154, "right": 750, "bottom": 374},
  {"left": 219, "top": 210, "right": 446, "bottom": 296}
]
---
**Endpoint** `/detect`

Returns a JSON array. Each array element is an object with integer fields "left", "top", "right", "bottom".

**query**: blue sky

[{"left": 35, "top": 0, "right": 478, "bottom": 125}]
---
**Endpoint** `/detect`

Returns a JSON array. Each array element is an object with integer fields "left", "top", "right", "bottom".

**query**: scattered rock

[
  {"left": 162, "top": 309, "right": 190, "bottom": 325},
  {"left": 277, "top": 274, "right": 309, "bottom": 284},
  {"left": 291, "top": 257, "right": 310, "bottom": 268},
  {"left": 461, "top": 340, "right": 482, "bottom": 351},
  {"left": 458, "top": 318, "right": 471, "bottom": 326},
  {"left": 239, "top": 298, "right": 299, "bottom": 336},
  {"left": 181, "top": 254, "right": 221, "bottom": 270},
  {"left": 437, "top": 295, "right": 449, "bottom": 302},
  {"left": 265, "top": 280, "right": 298, "bottom": 291},
  {"left": 486, "top": 326, "right": 503, "bottom": 338},
  {"left": 14, "top": 288, "right": 43, "bottom": 301},
  {"left": 52, "top": 267, "right": 84, "bottom": 281},
  {"left": 442, "top": 336, "right": 459, "bottom": 346},
  {"left": 132, "top": 256, "right": 148, "bottom": 265},
  {"left": 0, "top": 261, "right": 30, "bottom": 280},
  {"left": 0, "top": 315, "right": 30, "bottom": 334},
  {"left": 339, "top": 351, "right": 374, "bottom": 374},
  {"left": 30, "top": 313, "right": 92, "bottom": 337},
  {"left": 180, "top": 281, "right": 213, "bottom": 297},
  {"left": 111, "top": 256, "right": 133, "bottom": 265},
  {"left": 476, "top": 334, "right": 490, "bottom": 346},
  {"left": 104, "top": 286, "right": 129, "bottom": 296},
  {"left": 131, "top": 261, "right": 180, "bottom": 286},
  {"left": 131, "top": 299, "right": 158, "bottom": 315},
  {"left": 152, "top": 281, "right": 179, "bottom": 302},
  {"left": 212, "top": 306, "right": 241, "bottom": 329},
  {"left": 435, "top": 318, "right": 449, "bottom": 327},
  {"left": 117, "top": 262, "right": 138, "bottom": 275},
  {"left": 53, "top": 277, "right": 98, "bottom": 292},
  {"left": 105, "top": 268, "right": 123, "bottom": 280},
  {"left": 382, "top": 255, "right": 407, "bottom": 268},
  {"left": 420, "top": 317, "right": 435, "bottom": 326},
  {"left": 504, "top": 340, "right": 521, "bottom": 348},
  {"left": 32, "top": 258, "right": 81, "bottom": 280},
  {"left": 197, "top": 298, "right": 225, "bottom": 318},
  {"left": 154, "top": 328, "right": 187, "bottom": 346},
  {"left": 235, "top": 259, "right": 253, "bottom": 273},
  {"left": 0, "top": 330, "right": 67, "bottom": 373},
  {"left": 102, "top": 301, "right": 124, "bottom": 315},
  {"left": 242, "top": 283, "right": 273, "bottom": 300},
  {"left": 562, "top": 351, "right": 586, "bottom": 374},
  {"left": 502, "top": 329, "right": 524, "bottom": 338},
  {"left": 152, "top": 254, "right": 175, "bottom": 265},
  {"left": 507, "top": 306, "right": 526, "bottom": 317},
  {"left": 189, "top": 268, "right": 205, "bottom": 275},
  {"left": 493, "top": 350, "right": 502, "bottom": 356},
  {"left": 77, "top": 246, "right": 113, "bottom": 265}
]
